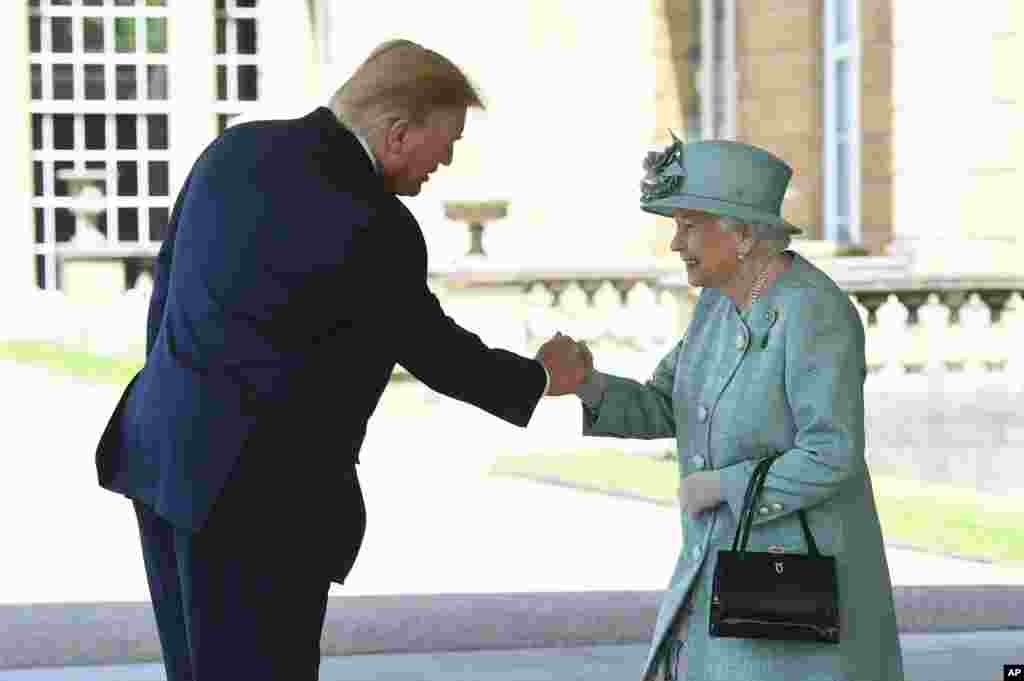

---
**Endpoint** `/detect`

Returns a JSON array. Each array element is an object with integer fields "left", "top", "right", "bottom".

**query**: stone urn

[
  {"left": 56, "top": 167, "right": 108, "bottom": 247},
  {"left": 443, "top": 200, "right": 509, "bottom": 257}
]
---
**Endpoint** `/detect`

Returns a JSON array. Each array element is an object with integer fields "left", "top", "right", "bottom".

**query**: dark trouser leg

[
  {"left": 134, "top": 453, "right": 364, "bottom": 681},
  {"left": 182, "top": 453, "right": 363, "bottom": 681},
  {"left": 175, "top": 526, "right": 332, "bottom": 681},
  {"left": 134, "top": 499, "right": 195, "bottom": 681}
]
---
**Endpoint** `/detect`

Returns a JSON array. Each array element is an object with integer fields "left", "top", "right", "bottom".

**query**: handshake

[{"left": 535, "top": 332, "right": 594, "bottom": 397}]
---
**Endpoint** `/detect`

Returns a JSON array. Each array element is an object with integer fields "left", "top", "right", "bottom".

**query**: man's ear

[{"left": 382, "top": 118, "right": 411, "bottom": 157}]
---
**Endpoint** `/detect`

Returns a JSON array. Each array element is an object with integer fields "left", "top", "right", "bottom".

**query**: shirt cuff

[
  {"left": 574, "top": 370, "right": 609, "bottom": 409},
  {"left": 540, "top": 360, "right": 551, "bottom": 396}
]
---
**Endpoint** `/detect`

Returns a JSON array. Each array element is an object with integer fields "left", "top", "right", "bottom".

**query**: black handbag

[{"left": 708, "top": 454, "right": 840, "bottom": 643}]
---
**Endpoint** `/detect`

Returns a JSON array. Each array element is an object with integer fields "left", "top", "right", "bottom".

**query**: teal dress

[{"left": 579, "top": 252, "right": 904, "bottom": 681}]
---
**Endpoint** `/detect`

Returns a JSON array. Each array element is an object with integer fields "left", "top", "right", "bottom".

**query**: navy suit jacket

[{"left": 96, "top": 107, "right": 546, "bottom": 532}]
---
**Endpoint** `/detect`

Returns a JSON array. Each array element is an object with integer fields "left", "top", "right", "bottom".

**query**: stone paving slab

[
  {"left": 2, "top": 631, "right": 1023, "bottom": 681},
  {"left": 5, "top": 588, "right": 1024, "bottom": 671}
]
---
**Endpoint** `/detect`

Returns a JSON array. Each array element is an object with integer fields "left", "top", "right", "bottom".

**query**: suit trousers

[{"left": 133, "top": 448, "right": 366, "bottom": 681}]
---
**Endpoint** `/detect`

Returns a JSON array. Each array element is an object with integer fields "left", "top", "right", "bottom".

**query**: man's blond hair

[{"left": 329, "top": 40, "right": 484, "bottom": 141}]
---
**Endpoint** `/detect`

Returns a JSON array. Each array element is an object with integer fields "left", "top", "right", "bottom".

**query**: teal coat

[{"left": 584, "top": 253, "right": 904, "bottom": 680}]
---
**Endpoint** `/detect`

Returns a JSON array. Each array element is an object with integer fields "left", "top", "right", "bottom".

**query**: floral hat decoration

[{"left": 640, "top": 132, "right": 803, "bottom": 236}]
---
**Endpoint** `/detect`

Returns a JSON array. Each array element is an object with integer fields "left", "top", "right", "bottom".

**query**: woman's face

[{"left": 669, "top": 208, "right": 741, "bottom": 289}]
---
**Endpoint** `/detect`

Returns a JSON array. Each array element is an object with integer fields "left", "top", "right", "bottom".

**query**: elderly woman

[{"left": 571, "top": 138, "right": 904, "bottom": 680}]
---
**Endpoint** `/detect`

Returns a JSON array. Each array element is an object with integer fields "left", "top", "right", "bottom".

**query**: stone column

[
  {"left": 889, "top": 2, "right": 1022, "bottom": 275},
  {"left": 955, "top": 5, "right": 1022, "bottom": 275},
  {"left": 860, "top": 0, "right": 895, "bottom": 255},
  {"left": 0, "top": 2, "right": 35, "bottom": 308},
  {"left": 169, "top": 2, "right": 216, "bottom": 197},
  {"left": 650, "top": 0, "right": 693, "bottom": 258},
  {"left": 259, "top": 0, "right": 323, "bottom": 116},
  {"left": 513, "top": 0, "right": 656, "bottom": 260}
]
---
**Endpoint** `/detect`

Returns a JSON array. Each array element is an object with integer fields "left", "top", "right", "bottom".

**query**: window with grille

[
  {"left": 824, "top": 0, "right": 862, "bottom": 245},
  {"left": 215, "top": 0, "right": 260, "bottom": 135},
  {"left": 28, "top": 0, "right": 172, "bottom": 290}
]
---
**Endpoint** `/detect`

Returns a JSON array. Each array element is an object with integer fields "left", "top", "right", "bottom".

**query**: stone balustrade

[
  {"left": 428, "top": 255, "right": 1024, "bottom": 375},
  {"left": 4, "top": 249, "right": 1021, "bottom": 377}
]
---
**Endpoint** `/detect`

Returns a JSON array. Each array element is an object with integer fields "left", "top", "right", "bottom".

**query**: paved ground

[
  {"left": 3, "top": 360, "right": 1023, "bottom": 608},
  {"left": 2, "top": 359, "right": 1023, "bottom": 679},
  {"left": 3, "top": 631, "right": 1023, "bottom": 681}
]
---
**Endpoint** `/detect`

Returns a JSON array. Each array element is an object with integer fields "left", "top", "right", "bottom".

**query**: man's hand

[
  {"left": 536, "top": 332, "right": 587, "bottom": 396},
  {"left": 678, "top": 470, "right": 723, "bottom": 518},
  {"left": 577, "top": 340, "right": 594, "bottom": 384}
]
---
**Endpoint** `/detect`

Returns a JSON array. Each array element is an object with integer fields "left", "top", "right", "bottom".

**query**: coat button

[
  {"left": 736, "top": 333, "right": 747, "bottom": 351},
  {"left": 691, "top": 455, "right": 705, "bottom": 469},
  {"left": 758, "top": 506, "right": 771, "bottom": 515},
  {"left": 692, "top": 546, "right": 702, "bottom": 560},
  {"left": 697, "top": 405, "right": 708, "bottom": 422},
  {"left": 770, "top": 503, "right": 783, "bottom": 512}
]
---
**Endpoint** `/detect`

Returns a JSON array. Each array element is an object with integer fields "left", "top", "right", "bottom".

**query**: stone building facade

[{"left": 0, "top": 1, "right": 1019, "bottom": 309}]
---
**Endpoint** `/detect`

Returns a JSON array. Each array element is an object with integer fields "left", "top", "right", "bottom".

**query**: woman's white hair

[{"left": 718, "top": 216, "right": 791, "bottom": 255}]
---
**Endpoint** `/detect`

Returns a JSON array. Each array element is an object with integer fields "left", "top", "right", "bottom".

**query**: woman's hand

[{"left": 678, "top": 470, "right": 723, "bottom": 518}]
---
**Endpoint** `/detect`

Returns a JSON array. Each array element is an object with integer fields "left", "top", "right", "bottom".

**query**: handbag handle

[
  {"left": 730, "top": 455, "right": 776, "bottom": 551},
  {"left": 731, "top": 454, "right": 821, "bottom": 558}
]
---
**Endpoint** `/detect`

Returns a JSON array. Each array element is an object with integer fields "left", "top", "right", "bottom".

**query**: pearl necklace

[{"left": 748, "top": 259, "right": 774, "bottom": 306}]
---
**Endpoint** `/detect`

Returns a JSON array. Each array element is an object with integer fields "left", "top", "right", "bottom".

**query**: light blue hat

[{"left": 640, "top": 134, "right": 802, "bottom": 236}]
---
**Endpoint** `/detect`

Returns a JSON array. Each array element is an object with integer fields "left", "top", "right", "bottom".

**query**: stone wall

[
  {"left": 0, "top": 1, "right": 35, "bottom": 305},
  {"left": 735, "top": 1, "right": 824, "bottom": 239},
  {"left": 649, "top": 0, "right": 692, "bottom": 257},
  {"left": 651, "top": 1, "right": 899, "bottom": 254}
]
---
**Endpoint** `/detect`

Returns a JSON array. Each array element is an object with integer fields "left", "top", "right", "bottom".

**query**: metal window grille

[
  {"left": 215, "top": 0, "right": 261, "bottom": 135},
  {"left": 28, "top": 0, "right": 172, "bottom": 290},
  {"left": 824, "top": 0, "right": 862, "bottom": 245}
]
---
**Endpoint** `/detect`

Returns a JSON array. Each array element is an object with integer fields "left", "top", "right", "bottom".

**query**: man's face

[{"left": 382, "top": 107, "right": 465, "bottom": 196}]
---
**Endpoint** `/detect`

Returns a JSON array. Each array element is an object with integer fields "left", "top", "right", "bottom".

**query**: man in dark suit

[{"left": 95, "top": 40, "right": 586, "bottom": 681}]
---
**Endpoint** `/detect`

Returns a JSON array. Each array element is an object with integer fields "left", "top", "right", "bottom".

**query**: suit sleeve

[
  {"left": 579, "top": 338, "right": 681, "bottom": 440},
  {"left": 718, "top": 290, "right": 868, "bottom": 525},
  {"left": 145, "top": 169, "right": 195, "bottom": 356},
  {"left": 392, "top": 278, "right": 547, "bottom": 428}
]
